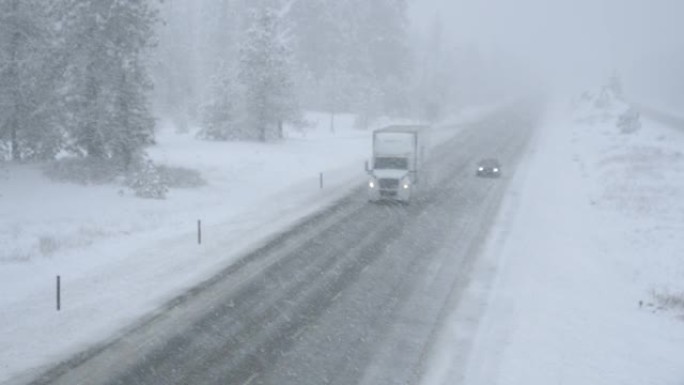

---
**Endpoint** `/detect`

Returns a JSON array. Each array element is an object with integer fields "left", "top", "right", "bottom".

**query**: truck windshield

[{"left": 374, "top": 157, "right": 409, "bottom": 170}]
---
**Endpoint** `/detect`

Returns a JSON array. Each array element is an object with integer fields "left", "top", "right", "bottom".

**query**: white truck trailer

[{"left": 366, "top": 125, "right": 429, "bottom": 203}]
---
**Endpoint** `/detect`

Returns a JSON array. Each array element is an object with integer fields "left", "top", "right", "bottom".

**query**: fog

[
  {"left": 410, "top": 0, "right": 684, "bottom": 107},
  {"left": 2, "top": 0, "right": 682, "bottom": 162}
]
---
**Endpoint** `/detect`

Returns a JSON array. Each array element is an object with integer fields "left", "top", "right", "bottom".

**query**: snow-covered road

[{"left": 16, "top": 105, "right": 539, "bottom": 384}]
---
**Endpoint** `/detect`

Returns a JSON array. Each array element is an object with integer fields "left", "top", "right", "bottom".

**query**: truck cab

[{"left": 367, "top": 125, "right": 428, "bottom": 203}]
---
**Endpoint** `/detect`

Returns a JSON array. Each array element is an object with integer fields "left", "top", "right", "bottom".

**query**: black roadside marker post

[
  {"left": 56, "top": 275, "right": 61, "bottom": 311},
  {"left": 320, "top": 173, "right": 323, "bottom": 189},
  {"left": 198, "top": 220, "right": 202, "bottom": 245}
]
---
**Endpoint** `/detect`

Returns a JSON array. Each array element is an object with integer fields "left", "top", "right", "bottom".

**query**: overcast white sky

[{"left": 409, "top": 0, "right": 684, "bottom": 106}]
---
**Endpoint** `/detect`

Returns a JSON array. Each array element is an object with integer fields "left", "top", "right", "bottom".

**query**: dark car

[{"left": 476, "top": 158, "right": 501, "bottom": 177}]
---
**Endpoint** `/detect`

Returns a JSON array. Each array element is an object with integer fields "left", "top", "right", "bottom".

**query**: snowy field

[
  {"left": 422, "top": 99, "right": 684, "bottom": 384},
  {"left": 0, "top": 108, "right": 492, "bottom": 383}
]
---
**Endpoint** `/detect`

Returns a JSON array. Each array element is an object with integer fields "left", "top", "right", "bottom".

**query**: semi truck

[{"left": 366, "top": 125, "right": 428, "bottom": 203}]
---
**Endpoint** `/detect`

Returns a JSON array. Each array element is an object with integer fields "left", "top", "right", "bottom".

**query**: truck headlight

[
  {"left": 401, "top": 176, "right": 410, "bottom": 189},
  {"left": 478, "top": 167, "right": 484, "bottom": 171},
  {"left": 493, "top": 168, "right": 499, "bottom": 172},
  {"left": 369, "top": 180, "right": 376, "bottom": 188}
]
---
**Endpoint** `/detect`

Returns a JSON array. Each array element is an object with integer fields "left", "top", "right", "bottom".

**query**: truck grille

[{"left": 379, "top": 178, "right": 399, "bottom": 189}]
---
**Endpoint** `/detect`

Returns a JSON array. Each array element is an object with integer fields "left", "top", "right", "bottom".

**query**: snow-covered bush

[
  {"left": 157, "top": 165, "right": 206, "bottom": 188},
  {"left": 572, "top": 80, "right": 632, "bottom": 127},
  {"left": 44, "top": 157, "right": 120, "bottom": 184},
  {"left": 652, "top": 289, "right": 684, "bottom": 313},
  {"left": 593, "top": 87, "right": 615, "bottom": 110},
  {"left": 617, "top": 108, "right": 642, "bottom": 134},
  {"left": 126, "top": 156, "right": 168, "bottom": 199},
  {"left": 38, "top": 235, "right": 60, "bottom": 256}
]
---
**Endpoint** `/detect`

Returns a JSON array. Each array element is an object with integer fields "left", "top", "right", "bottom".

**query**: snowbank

[{"left": 423, "top": 99, "right": 684, "bottom": 384}]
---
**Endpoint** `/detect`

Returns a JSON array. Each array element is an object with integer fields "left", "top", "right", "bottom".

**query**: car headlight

[
  {"left": 478, "top": 167, "right": 484, "bottom": 171},
  {"left": 401, "top": 176, "right": 410, "bottom": 189},
  {"left": 493, "top": 168, "right": 499, "bottom": 172}
]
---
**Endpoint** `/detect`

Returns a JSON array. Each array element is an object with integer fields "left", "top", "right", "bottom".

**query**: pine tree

[
  {"left": 200, "top": 65, "right": 239, "bottom": 140},
  {"left": 238, "top": 2, "right": 299, "bottom": 141},
  {"left": 413, "top": 15, "right": 457, "bottom": 121},
  {"left": 0, "top": 0, "right": 63, "bottom": 160},
  {"left": 290, "top": 0, "right": 411, "bottom": 122},
  {"left": 363, "top": 0, "right": 412, "bottom": 115},
  {"left": 607, "top": 70, "right": 624, "bottom": 100},
  {"left": 197, "top": 0, "right": 246, "bottom": 140},
  {"left": 61, "top": 0, "right": 158, "bottom": 169},
  {"left": 153, "top": 0, "right": 203, "bottom": 133},
  {"left": 290, "top": 0, "right": 355, "bottom": 130}
]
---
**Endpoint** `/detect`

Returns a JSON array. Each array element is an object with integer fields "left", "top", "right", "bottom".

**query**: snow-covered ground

[
  {"left": 423, "top": 98, "right": 684, "bottom": 384},
  {"left": 0, "top": 112, "right": 368, "bottom": 382},
  {"left": 0, "top": 108, "right": 493, "bottom": 383}
]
